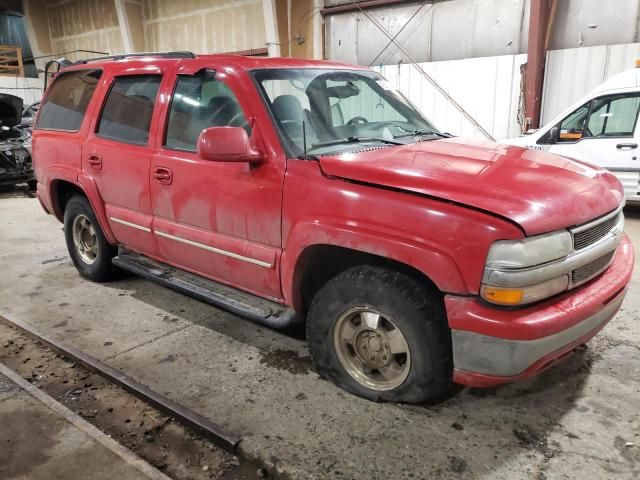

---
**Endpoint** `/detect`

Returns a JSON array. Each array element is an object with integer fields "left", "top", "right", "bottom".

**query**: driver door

[
  {"left": 547, "top": 93, "right": 640, "bottom": 169},
  {"left": 149, "top": 63, "right": 285, "bottom": 300}
]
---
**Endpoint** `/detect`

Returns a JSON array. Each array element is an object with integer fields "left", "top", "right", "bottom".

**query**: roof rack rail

[{"left": 74, "top": 51, "right": 196, "bottom": 64}]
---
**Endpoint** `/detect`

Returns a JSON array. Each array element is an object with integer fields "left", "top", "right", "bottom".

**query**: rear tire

[
  {"left": 306, "top": 266, "right": 453, "bottom": 403},
  {"left": 64, "top": 195, "right": 118, "bottom": 282}
]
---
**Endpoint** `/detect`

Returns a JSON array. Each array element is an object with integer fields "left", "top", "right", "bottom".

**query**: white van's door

[{"left": 513, "top": 92, "right": 640, "bottom": 202}]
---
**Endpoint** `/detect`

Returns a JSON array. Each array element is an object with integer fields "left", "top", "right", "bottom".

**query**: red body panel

[
  {"left": 318, "top": 137, "right": 624, "bottom": 236},
  {"left": 447, "top": 234, "right": 633, "bottom": 340},
  {"left": 280, "top": 160, "right": 522, "bottom": 309},
  {"left": 147, "top": 61, "right": 286, "bottom": 299},
  {"left": 32, "top": 54, "right": 634, "bottom": 390}
]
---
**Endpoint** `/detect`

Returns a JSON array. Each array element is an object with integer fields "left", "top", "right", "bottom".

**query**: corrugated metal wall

[
  {"left": 374, "top": 54, "right": 526, "bottom": 140},
  {"left": 326, "top": 0, "right": 640, "bottom": 65},
  {"left": 326, "top": 0, "right": 529, "bottom": 65},
  {"left": 541, "top": 43, "right": 640, "bottom": 123},
  {"left": 371, "top": 42, "right": 640, "bottom": 141}
]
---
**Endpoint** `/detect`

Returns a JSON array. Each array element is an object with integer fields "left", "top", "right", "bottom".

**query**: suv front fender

[{"left": 280, "top": 220, "right": 467, "bottom": 311}]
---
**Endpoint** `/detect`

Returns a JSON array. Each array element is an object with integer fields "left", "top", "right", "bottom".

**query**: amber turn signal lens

[{"left": 481, "top": 286, "right": 524, "bottom": 305}]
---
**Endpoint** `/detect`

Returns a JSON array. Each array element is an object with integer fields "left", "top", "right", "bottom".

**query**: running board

[{"left": 112, "top": 250, "right": 297, "bottom": 329}]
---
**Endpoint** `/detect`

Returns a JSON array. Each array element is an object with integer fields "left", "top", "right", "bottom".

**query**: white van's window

[
  {"left": 558, "top": 103, "right": 589, "bottom": 142},
  {"left": 586, "top": 95, "right": 640, "bottom": 137}
]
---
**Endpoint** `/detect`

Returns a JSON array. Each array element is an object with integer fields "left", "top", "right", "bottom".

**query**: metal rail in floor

[{"left": 0, "top": 312, "right": 242, "bottom": 452}]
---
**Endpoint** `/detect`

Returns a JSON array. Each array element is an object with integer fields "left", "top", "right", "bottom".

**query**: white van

[{"left": 504, "top": 66, "right": 640, "bottom": 203}]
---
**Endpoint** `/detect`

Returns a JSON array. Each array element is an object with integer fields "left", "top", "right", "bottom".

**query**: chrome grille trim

[
  {"left": 572, "top": 250, "right": 616, "bottom": 285},
  {"left": 571, "top": 207, "right": 623, "bottom": 250}
]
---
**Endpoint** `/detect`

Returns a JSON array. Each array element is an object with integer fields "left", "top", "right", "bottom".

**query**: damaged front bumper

[{"left": 446, "top": 235, "right": 634, "bottom": 387}]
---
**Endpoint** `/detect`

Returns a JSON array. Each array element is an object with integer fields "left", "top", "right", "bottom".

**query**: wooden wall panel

[
  {"left": 46, "top": 0, "right": 122, "bottom": 60},
  {"left": 143, "top": 0, "right": 266, "bottom": 54}
]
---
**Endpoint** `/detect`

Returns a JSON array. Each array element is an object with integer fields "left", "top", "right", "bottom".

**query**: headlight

[
  {"left": 485, "top": 230, "right": 572, "bottom": 269},
  {"left": 482, "top": 230, "right": 572, "bottom": 306}
]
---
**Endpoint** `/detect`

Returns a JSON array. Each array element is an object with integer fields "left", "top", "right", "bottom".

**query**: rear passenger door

[
  {"left": 149, "top": 66, "right": 285, "bottom": 301},
  {"left": 83, "top": 67, "right": 167, "bottom": 257}
]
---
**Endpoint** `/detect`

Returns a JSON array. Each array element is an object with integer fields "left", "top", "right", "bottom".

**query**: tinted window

[
  {"left": 36, "top": 69, "right": 102, "bottom": 131},
  {"left": 97, "top": 75, "right": 161, "bottom": 144},
  {"left": 165, "top": 70, "right": 249, "bottom": 151}
]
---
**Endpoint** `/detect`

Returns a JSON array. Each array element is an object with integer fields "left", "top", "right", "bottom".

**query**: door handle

[
  {"left": 152, "top": 167, "right": 173, "bottom": 185},
  {"left": 616, "top": 143, "right": 638, "bottom": 150},
  {"left": 87, "top": 154, "right": 102, "bottom": 169}
]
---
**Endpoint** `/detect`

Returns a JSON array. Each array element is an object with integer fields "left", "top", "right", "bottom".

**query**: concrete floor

[
  {"left": 0, "top": 368, "right": 167, "bottom": 480},
  {"left": 0, "top": 192, "right": 639, "bottom": 479}
]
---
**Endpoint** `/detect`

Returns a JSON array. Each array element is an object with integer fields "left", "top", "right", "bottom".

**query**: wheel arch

[
  {"left": 50, "top": 174, "right": 116, "bottom": 244},
  {"left": 281, "top": 223, "right": 467, "bottom": 314}
]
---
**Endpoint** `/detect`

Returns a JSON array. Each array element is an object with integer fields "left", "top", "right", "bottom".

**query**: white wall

[
  {"left": 0, "top": 76, "right": 43, "bottom": 106},
  {"left": 374, "top": 54, "right": 526, "bottom": 141},
  {"left": 541, "top": 43, "right": 640, "bottom": 124}
]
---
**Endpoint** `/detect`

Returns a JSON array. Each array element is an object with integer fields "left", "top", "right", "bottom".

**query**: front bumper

[{"left": 447, "top": 234, "right": 634, "bottom": 387}]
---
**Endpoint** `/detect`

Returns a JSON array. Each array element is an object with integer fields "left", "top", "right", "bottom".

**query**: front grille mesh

[
  {"left": 572, "top": 251, "right": 615, "bottom": 284},
  {"left": 573, "top": 214, "right": 619, "bottom": 250}
]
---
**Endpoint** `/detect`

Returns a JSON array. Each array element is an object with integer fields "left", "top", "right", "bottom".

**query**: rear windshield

[{"left": 36, "top": 69, "right": 102, "bottom": 131}]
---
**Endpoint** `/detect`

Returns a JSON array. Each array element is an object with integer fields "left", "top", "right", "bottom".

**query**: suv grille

[
  {"left": 573, "top": 213, "right": 619, "bottom": 250},
  {"left": 572, "top": 251, "right": 615, "bottom": 284}
]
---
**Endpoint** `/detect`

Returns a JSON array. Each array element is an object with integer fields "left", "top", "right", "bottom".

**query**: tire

[
  {"left": 307, "top": 266, "right": 453, "bottom": 403},
  {"left": 63, "top": 195, "right": 118, "bottom": 282}
]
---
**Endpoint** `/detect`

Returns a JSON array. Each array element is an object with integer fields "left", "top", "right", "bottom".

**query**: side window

[
  {"left": 586, "top": 95, "right": 640, "bottom": 137},
  {"left": 557, "top": 103, "right": 590, "bottom": 142},
  {"left": 36, "top": 69, "right": 102, "bottom": 131},
  {"left": 97, "top": 75, "right": 161, "bottom": 145},
  {"left": 165, "top": 70, "right": 250, "bottom": 152}
]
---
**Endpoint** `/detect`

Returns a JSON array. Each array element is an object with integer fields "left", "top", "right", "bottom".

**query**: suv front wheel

[
  {"left": 307, "top": 266, "right": 453, "bottom": 403},
  {"left": 64, "top": 195, "right": 118, "bottom": 282}
]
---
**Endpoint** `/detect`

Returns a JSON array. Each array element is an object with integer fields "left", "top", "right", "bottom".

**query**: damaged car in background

[{"left": 0, "top": 93, "right": 35, "bottom": 189}]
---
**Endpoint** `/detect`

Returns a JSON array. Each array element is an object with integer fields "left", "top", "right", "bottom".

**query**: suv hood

[
  {"left": 318, "top": 137, "right": 623, "bottom": 236},
  {"left": 0, "top": 94, "right": 23, "bottom": 128}
]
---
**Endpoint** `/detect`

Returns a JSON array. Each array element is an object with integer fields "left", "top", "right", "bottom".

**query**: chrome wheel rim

[
  {"left": 72, "top": 214, "right": 97, "bottom": 264},
  {"left": 333, "top": 306, "right": 411, "bottom": 391}
]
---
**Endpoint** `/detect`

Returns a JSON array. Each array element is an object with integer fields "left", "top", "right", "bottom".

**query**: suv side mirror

[
  {"left": 548, "top": 126, "right": 559, "bottom": 144},
  {"left": 197, "top": 126, "right": 264, "bottom": 164}
]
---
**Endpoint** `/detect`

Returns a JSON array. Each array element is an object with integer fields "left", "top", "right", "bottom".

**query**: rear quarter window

[
  {"left": 96, "top": 75, "right": 161, "bottom": 145},
  {"left": 36, "top": 69, "right": 102, "bottom": 131}
]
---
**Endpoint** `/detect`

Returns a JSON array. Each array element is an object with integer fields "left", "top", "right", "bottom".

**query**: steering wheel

[{"left": 347, "top": 116, "right": 369, "bottom": 126}]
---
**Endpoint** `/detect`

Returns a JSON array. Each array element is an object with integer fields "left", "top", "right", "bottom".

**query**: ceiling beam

[{"left": 320, "top": 0, "right": 425, "bottom": 16}]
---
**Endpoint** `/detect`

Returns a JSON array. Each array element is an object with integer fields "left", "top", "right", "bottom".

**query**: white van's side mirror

[{"left": 548, "top": 126, "right": 559, "bottom": 144}]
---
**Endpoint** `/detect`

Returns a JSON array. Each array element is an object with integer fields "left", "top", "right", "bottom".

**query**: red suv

[{"left": 33, "top": 52, "right": 634, "bottom": 403}]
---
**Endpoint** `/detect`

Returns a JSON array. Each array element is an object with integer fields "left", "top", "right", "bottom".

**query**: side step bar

[{"left": 112, "top": 250, "right": 297, "bottom": 329}]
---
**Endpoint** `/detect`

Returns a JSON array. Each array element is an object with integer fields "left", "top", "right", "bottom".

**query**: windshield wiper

[
  {"left": 309, "top": 136, "right": 404, "bottom": 151},
  {"left": 393, "top": 128, "right": 452, "bottom": 139}
]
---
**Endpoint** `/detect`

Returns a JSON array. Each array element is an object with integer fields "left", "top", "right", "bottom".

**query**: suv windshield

[{"left": 253, "top": 68, "right": 439, "bottom": 157}]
